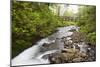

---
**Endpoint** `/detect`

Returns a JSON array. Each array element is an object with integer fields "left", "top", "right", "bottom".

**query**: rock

[
  {"left": 61, "top": 48, "right": 79, "bottom": 53},
  {"left": 73, "top": 43, "right": 80, "bottom": 50},
  {"left": 64, "top": 40, "right": 73, "bottom": 45},
  {"left": 71, "top": 31, "right": 86, "bottom": 43},
  {"left": 48, "top": 46, "right": 90, "bottom": 63},
  {"left": 43, "top": 29, "right": 96, "bottom": 64},
  {"left": 49, "top": 53, "right": 66, "bottom": 64},
  {"left": 72, "top": 57, "right": 84, "bottom": 62}
]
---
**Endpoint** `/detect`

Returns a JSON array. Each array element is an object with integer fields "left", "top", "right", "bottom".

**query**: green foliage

[
  {"left": 77, "top": 6, "right": 96, "bottom": 45},
  {"left": 63, "top": 21, "right": 77, "bottom": 26},
  {"left": 87, "top": 32, "right": 96, "bottom": 45},
  {"left": 12, "top": 0, "right": 62, "bottom": 58},
  {"left": 64, "top": 10, "right": 74, "bottom": 17}
]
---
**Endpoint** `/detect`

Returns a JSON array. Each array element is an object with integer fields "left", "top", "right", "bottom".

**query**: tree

[{"left": 77, "top": 6, "right": 96, "bottom": 45}]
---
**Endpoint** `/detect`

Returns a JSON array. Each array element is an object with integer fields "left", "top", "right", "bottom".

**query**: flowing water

[{"left": 12, "top": 25, "right": 88, "bottom": 66}]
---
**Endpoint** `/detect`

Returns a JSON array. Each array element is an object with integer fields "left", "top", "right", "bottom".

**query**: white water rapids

[{"left": 11, "top": 26, "right": 80, "bottom": 66}]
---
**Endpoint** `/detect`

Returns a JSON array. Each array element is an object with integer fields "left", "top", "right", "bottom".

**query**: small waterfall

[
  {"left": 77, "top": 42, "right": 88, "bottom": 53},
  {"left": 11, "top": 26, "right": 80, "bottom": 66}
]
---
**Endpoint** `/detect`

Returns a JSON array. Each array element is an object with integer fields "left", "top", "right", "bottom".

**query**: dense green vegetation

[
  {"left": 77, "top": 6, "right": 96, "bottom": 45},
  {"left": 12, "top": 0, "right": 63, "bottom": 58},
  {"left": 12, "top": 0, "right": 96, "bottom": 58}
]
